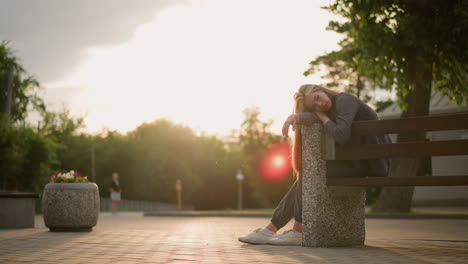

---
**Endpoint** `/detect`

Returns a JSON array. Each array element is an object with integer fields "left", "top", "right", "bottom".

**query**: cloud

[
  {"left": 0, "top": 0, "right": 186, "bottom": 82},
  {"left": 3, "top": 0, "right": 343, "bottom": 136},
  {"left": 41, "top": 0, "right": 342, "bottom": 135}
]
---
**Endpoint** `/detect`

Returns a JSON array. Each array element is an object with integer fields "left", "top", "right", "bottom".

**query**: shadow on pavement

[
  {"left": 240, "top": 243, "right": 434, "bottom": 263},
  {"left": 0, "top": 228, "right": 91, "bottom": 255}
]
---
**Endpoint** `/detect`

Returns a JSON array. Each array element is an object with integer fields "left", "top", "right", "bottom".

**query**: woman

[
  {"left": 238, "top": 84, "right": 392, "bottom": 246},
  {"left": 110, "top": 172, "right": 122, "bottom": 214}
]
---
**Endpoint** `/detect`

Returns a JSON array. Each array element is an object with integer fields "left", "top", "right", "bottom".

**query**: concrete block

[
  {"left": 0, "top": 198, "right": 35, "bottom": 228},
  {"left": 302, "top": 124, "right": 366, "bottom": 247}
]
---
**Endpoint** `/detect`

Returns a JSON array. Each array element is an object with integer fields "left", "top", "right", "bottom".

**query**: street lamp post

[
  {"left": 175, "top": 179, "right": 182, "bottom": 211},
  {"left": 235, "top": 170, "right": 244, "bottom": 210}
]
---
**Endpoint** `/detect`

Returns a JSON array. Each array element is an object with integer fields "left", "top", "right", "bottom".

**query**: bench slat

[
  {"left": 327, "top": 175, "right": 468, "bottom": 187},
  {"left": 332, "top": 139, "right": 468, "bottom": 160},
  {"left": 352, "top": 112, "right": 468, "bottom": 136},
  {"left": 0, "top": 192, "right": 39, "bottom": 198}
]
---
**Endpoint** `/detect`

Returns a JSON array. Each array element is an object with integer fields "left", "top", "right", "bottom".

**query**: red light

[
  {"left": 259, "top": 143, "right": 292, "bottom": 181},
  {"left": 272, "top": 155, "right": 285, "bottom": 167}
]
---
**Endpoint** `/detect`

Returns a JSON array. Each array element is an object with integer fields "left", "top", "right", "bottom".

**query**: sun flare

[{"left": 272, "top": 155, "right": 286, "bottom": 168}]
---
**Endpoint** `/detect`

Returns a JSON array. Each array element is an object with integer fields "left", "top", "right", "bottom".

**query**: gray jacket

[{"left": 298, "top": 93, "right": 392, "bottom": 177}]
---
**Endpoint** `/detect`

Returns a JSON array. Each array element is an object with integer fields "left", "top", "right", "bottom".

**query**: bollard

[{"left": 301, "top": 124, "right": 366, "bottom": 247}]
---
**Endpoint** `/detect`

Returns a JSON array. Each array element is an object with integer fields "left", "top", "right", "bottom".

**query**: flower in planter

[{"left": 50, "top": 170, "right": 89, "bottom": 183}]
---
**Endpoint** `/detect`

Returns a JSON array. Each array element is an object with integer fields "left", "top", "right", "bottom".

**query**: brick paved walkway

[{"left": 0, "top": 213, "right": 467, "bottom": 263}]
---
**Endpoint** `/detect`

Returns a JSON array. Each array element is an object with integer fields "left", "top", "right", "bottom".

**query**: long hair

[{"left": 291, "top": 84, "right": 339, "bottom": 177}]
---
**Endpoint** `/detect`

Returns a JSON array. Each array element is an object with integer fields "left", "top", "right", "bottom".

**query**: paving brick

[{"left": 0, "top": 213, "right": 467, "bottom": 263}]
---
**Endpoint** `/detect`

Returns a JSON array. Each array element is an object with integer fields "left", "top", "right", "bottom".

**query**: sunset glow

[{"left": 41, "top": 0, "right": 342, "bottom": 136}]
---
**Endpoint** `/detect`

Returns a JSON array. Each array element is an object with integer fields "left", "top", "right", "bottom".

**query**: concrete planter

[{"left": 42, "top": 183, "right": 100, "bottom": 232}]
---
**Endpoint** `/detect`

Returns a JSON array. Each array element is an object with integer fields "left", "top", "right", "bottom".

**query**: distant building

[{"left": 378, "top": 92, "right": 468, "bottom": 207}]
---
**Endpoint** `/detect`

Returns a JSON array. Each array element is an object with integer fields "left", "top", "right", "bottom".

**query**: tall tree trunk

[
  {"left": 373, "top": 61, "right": 432, "bottom": 213},
  {"left": 356, "top": 74, "right": 363, "bottom": 100}
]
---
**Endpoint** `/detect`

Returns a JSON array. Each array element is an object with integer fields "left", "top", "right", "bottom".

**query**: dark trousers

[{"left": 270, "top": 161, "right": 368, "bottom": 230}]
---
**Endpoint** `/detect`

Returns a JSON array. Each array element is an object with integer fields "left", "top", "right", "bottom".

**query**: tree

[
  {"left": 235, "top": 107, "right": 293, "bottom": 208},
  {"left": 108, "top": 120, "right": 198, "bottom": 202},
  {"left": 0, "top": 115, "right": 58, "bottom": 191},
  {"left": 0, "top": 41, "right": 56, "bottom": 191},
  {"left": 91, "top": 119, "right": 241, "bottom": 210},
  {"left": 190, "top": 135, "right": 240, "bottom": 210},
  {"left": 324, "top": 0, "right": 468, "bottom": 212},
  {"left": 38, "top": 107, "right": 93, "bottom": 183},
  {"left": 304, "top": 27, "right": 373, "bottom": 103},
  {"left": 0, "top": 41, "right": 44, "bottom": 124},
  {"left": 304, "top": 21, "right": 397, "bottom": 111}
]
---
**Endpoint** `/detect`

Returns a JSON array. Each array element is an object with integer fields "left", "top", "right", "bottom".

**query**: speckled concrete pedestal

[
  {"left": 42, "top": 183, "right": 100, "bottom": 232},
  {"left": 302, "top": 124, "right": 366, "bottom": 247},
  {"left": 0, "top": 193, "right": 37, "bottom": 228}
]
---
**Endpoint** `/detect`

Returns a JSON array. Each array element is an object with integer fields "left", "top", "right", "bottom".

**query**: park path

[{"left": 0, "top": 212, "right": 467, "bottom": 263}]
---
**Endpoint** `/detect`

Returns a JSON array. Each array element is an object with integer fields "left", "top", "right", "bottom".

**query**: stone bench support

[
  {"left": 301, "top": 124, "right": 366, "bottom": 247},
  {"left": 0, "top": 192, "right": 38, "bottom": 228}
]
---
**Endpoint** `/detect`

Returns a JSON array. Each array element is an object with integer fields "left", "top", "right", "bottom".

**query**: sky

[{"left": 1, "top": 0, "right": 350, "bottom": 137}]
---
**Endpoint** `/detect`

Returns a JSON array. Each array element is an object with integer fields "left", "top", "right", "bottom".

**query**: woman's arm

[
  {"left": 315, "top": 112, "right": 330, "bottom": 126},
  {"left": 319, "top": 94, "right": 360, "bottom": 144},
  {"left": 297, "top": 112, "right": 321, "bottom": 125},
  {"left": 282, "top": 112, "right": 322, "bottom": 137}
]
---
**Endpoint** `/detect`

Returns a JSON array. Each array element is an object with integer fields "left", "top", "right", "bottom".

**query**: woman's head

[
  {"left": 291, "top": 84, "right": 339, "bottom": 175},
  {"left": 293, "top": 84, "right": 338, "bottom": 114}
]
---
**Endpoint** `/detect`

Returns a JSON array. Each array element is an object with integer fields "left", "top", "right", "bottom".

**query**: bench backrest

[{"left": 323, "top": 112, "right": 468, "bottom": 187}]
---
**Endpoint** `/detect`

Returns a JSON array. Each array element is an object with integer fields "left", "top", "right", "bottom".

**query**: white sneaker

[
  {"left": 267, "top": 229, "right": 302, "bottom": 246},
  {"left": 238, "top": 228, "right": 275, "bottom": 244}
]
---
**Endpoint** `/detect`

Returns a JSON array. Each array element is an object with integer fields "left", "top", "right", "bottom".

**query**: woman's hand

[
  {"left": 282, "top": 114, "right": 297, "bottom": 138},
  {"left": 314, "top": 111, "right": 330, "bottom": 126}
]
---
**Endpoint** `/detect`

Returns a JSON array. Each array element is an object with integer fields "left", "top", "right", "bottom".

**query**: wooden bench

[
  {"left": 325, "top": 112, "right": 468, "bottom": 187},
  {"left": 301, "top": 112, "right": 468, "bottom": 247},
  {"left": 0, "top": 191, "right": 39, "bottom": 228}
]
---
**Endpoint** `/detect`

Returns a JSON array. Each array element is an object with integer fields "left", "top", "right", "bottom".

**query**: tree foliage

[
  {"left": 304, "top": 28, "right": 374, "bottom": 103},
  {"left": 1, "top": 41, "right": 294, "bottom": 210},
  {"left": 0, "top": 41, "right": 55, "bottom": 192},
  {"left": 320, "top": 0, "right": 468, "bottom": 212},
  {"left": 325, "top": 0, "right": 468, "bottom": 110},
  {"left": 0, "top": 115, "right": 58, "bottom": 192},
  {"left": 0, "top": 41, "right": 44, "bottom": 123},
  {"left": 235, "top": 107, "right": 294, "bottom": 208},
  {"left": 87, "top": 109, "right": 293, "bottom": 210}
]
